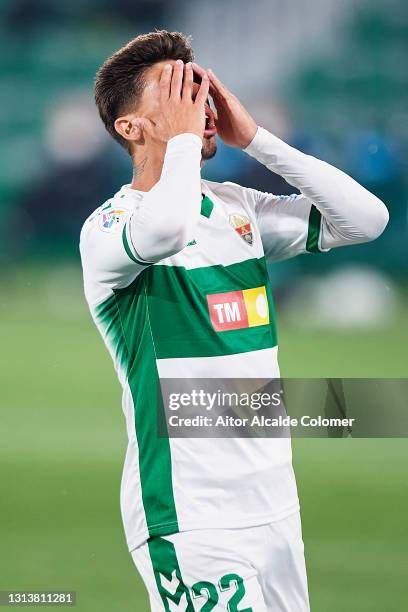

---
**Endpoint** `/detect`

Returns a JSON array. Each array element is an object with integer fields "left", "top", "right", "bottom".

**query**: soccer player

[{"left": 80, "top": 31, "right": 388, "bottom": 611}]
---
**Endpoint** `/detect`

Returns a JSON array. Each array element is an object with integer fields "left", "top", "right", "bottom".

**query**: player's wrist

[
  {"left": 237, "top": 123, "right": 258, "bottom": 149},
  {"left": 167, "top": 132, "right": 203, "bottom": 150},
  {"left": 242, "top": 125, "right": 261, "bottom": 151},
  {"left": 170, "top": 129, "right": 203, "bottom": 139}
]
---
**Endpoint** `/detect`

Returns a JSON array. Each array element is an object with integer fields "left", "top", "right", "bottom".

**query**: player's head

[{"left": 94, "top": 30, "right": 216, "bottom": 161}]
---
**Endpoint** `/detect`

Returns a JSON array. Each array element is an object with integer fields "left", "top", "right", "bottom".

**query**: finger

[
  {"left": 194, "top": 71, "right": 210, "bottom": 107},
  {"left": 208, "top": 69, "right": 229, "bottom": 100},
  {"left": 170, "top": 59, "right": 184, "bottom": 100},
  {"left": 160, "top": 64, "right": 172, "bottom": 104},
  {"left": 182, "top": 62, "right": 193, "bottom": 99},
  {"left": 192, "top": 62, "right": 206, "bottom": 79},
  {"left": 192, "top": 62, "right": 216, "bottom": 96}
]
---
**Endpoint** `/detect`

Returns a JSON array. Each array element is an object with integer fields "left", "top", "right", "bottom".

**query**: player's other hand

[
  {"left": 135, "top": 60, "right": 209, "bottom": 144},
  {"left": 193, "top": 63, "right": 257, "bottom": 149}
]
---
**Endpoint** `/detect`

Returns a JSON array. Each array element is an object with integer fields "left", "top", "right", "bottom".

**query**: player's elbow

[
  {"left": 130, "top": 204, "right": 196, "bottom": 261},
  {"left": 145, "top": 220, "right": 191, "bottom": 260},
  {"left": 158, "top": 225, "right": 190, "bottom": 255},
  {"left": 332, "top": 197, "right": 389, "bottom": 247},
  {"left": 362, "top": 198, "right": 389, "bottom": 242}
]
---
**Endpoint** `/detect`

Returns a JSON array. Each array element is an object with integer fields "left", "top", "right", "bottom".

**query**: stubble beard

[{"left": 201, "top": 136, "right": 217, "bottom": 161}]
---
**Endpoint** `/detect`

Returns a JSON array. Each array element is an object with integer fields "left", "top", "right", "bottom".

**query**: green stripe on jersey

[
  {"left": 306, "top": 205, "right": 322, "bottom": 253},
  {"left": 94, "top": 277, "right": 179, "bottom": 537},
  {"left": 122, "top": 223, "right": 149, "bottom": 266},
  {"left": 116, "top": 256, "right": 277, "bottom": 360}
]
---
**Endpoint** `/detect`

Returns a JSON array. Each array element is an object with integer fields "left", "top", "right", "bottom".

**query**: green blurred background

[{"left": 1, "top": 0, "right": 407, "bottom": 610}]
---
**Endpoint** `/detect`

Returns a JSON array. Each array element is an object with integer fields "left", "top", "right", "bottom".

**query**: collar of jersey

[
  {"left": 119, "top": 184, "right": 144, "bottom": 200},
  {"left": 201, "top": 193, "right": 214, "bottom": 218}
]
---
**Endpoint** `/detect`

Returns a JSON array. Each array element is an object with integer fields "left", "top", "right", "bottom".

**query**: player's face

[{"left": 137, "top": 60, "right": 217, "bottom": 161}]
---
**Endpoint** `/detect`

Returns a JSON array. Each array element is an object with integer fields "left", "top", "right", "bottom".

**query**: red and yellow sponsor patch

[{"left": 207, "top": 286, "right": 269, "bottom": 332}]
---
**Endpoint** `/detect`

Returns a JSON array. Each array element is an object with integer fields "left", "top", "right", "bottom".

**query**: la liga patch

[{"left": 99, "top": 208, "right": 128, "bottom": 233}]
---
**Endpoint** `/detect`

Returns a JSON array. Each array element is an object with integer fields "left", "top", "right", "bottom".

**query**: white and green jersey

[{"left": 80, "top": 128, "right": 388, "bottom": 551}]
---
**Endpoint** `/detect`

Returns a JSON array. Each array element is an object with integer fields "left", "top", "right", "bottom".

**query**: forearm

[
  {"left": 245, "top": 127, "right": 389, "bottom": 247},
  {"left": 129, "top": 133, "right": 202, "bottom": 261}
]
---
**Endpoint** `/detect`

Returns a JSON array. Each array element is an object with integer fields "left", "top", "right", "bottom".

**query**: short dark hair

[{"left": 94, "top": 30, "right": 194, "bottom": 150}]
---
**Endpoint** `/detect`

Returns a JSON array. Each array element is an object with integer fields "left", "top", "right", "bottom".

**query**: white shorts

[{"left": 131, "top": 511, "right": 310, "bottom": 611}]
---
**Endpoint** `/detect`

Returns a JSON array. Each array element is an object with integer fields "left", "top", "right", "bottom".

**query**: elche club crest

[{"left": 229, "top": 213, "right": 253, "bottom": 246}]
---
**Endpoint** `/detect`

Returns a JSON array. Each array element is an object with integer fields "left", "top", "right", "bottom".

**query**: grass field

[{"left": 1, "top": 264, "right": 407, "bottom": 611}]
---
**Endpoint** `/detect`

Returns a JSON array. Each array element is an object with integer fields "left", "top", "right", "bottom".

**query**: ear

[{"left": 114, "top": 115, "right": 145, "bottom": 145}]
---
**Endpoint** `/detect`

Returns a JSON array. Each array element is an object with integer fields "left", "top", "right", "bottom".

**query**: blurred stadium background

[{"left": 1, "top": 0, "right": 407, "bottom": 610}]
